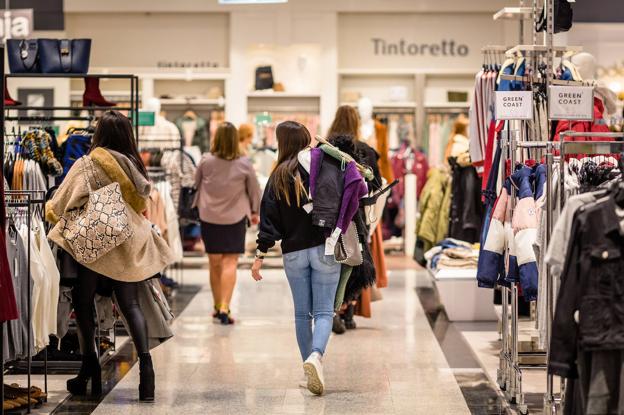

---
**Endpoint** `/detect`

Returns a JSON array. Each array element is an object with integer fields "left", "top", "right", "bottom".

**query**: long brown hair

[
  {"left": 328, "top": 105, "right": 360, "bottom": 141},
  {"left": 271, "top": 121, "right": 311, "bottom": 207},
  {"left": 211, "top": 122, "right": 240, "bottom": 160},
  {"left": 90, "top": 110, "right": 148, "bottom": 179}
]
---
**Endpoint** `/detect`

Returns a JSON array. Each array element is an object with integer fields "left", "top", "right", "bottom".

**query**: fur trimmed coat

[{"left": 46, "top": 148, "right": 175, "bottom": 282}]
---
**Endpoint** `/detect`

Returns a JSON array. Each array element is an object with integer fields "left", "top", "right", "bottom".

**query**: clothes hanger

[{"left": 315, "top": 135, "right": 374, "bottom": 181}]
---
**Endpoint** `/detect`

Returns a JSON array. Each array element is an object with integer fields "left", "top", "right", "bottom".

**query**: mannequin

[
  {"left": 140, "top": 98, "right": 182, "bottom": 150},
  {"left": 571, "top": 52, "right": 617, "bottom": 116},
  {"left": 358, "top": 97, "right": 376, "bottom": 148}
]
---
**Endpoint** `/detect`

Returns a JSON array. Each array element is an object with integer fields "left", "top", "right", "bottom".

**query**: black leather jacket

[{"left": 549, "top": 195, "right": 624, "bottom": 379}]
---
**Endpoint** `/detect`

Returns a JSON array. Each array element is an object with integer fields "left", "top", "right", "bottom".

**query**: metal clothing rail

[
  {"left": 1, "top": 191, "right": 46, "bottom": 415},
  {"left": 4, "top": 74, "right": 140, "bottom": 143}
]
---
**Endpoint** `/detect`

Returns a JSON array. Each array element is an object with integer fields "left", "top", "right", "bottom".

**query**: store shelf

[
  {"left": 247, "top": 91, "right": 320, "bottom": 98},
  {"left": 493, "top": 7, "right": 533, "bottom": 21},
  {"left": 89, "top": 67, "right": 231, "bottom": 81},
  {"left": 340, "top": 101, "right": 417, "bottom": 109},
  {"left": 425, "top": 103, "right": 470, "bottom": 109},
  {"left": 160, "top": 97, "right": 225, "bottom": 107}
]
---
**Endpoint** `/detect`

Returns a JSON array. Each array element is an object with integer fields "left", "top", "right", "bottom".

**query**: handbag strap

[
  {"left": 60, "top": 39, "right": 72, "bottom": 73},
  {"left": 19, "top": 40, "right": 38, "bottom": 71},
  {"left": 80, "top": 156, "right": 103, "bottom": 193}
]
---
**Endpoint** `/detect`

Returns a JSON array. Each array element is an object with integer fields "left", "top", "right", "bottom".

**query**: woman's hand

[
  {"left": 251, "top": 258, "right": 264, "bottom": 281},
  {"left": 251, "top": 213, "right": 260, "bottom": 225}
]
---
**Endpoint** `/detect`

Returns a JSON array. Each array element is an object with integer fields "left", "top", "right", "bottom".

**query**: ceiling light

[{"left": 219, "top": 0, "right": 287, "bottom": 4}]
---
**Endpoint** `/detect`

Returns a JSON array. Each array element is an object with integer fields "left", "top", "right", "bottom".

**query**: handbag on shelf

[
  {"left": 254, "top": 66, "right": 274, "bottom": 90},
  {"left": 7, "top": 39, "right": 40, "bottom": 73},
  {"left": 38, "top": 39, "right": 91, "bottom": 74},
  {"left": 334, "top": 221, "right": 363, "bottom": 267},
  {"left": 59, "top": 156, "right": 133, "bottom": 264}
]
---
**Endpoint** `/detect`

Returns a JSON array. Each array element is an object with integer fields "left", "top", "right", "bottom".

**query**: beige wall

[{"left": 65, "top": 13, "right": 230, "bottom": 68}]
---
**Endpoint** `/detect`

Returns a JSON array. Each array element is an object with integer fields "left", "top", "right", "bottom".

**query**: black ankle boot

[
  {"left": 139, "top": 353, "right": 155, "bottom": 402},
  {"left": 343, "top": 304, "right": 357, "bottom": 330},
  {"left": 67, "top": 352, "right": 102, "bottom": 396}
]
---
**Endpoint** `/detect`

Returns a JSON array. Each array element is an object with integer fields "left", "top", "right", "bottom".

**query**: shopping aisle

[{"left": 91, "top": 267, "right": 470, "bottom": 415}]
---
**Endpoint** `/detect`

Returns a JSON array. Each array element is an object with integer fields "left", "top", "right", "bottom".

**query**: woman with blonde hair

[{"left": 195, "top": 122, "right": 261, "bottom": 324}]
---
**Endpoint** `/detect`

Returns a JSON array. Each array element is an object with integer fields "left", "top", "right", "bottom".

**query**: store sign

[
  {"left": 371, "top": 38, "right": 469, "bottom": 57},
  {"left": 495, "top": 91, "right": 533, "bottom": 120},
  {"left": 549, "top": 86, "right": 594, "bottom": 121},
  {"left": 339, "top": 13, "right": 502, "bottom": 70},
  {"left": 0, "top": 9, "right": 33, "bottom": 41}
]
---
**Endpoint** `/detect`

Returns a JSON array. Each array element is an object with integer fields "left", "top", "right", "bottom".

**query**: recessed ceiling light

[{"left": 219, "top": 0, "right": 287, "bottom": 4}]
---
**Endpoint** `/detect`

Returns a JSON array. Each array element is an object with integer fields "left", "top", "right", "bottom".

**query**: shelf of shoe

[
  {"left": 5, "top": 106, "right": 132, "bottom": 111},
  {"left": 5, "top": 73, "right": 137, "bottom": 79}
]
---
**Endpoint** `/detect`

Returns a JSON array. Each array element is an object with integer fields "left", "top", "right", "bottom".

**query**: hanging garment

[
  {"left": 447, "top": 158, "right": 483, "bottom": 244},
  {"left": 0, "top": 174, "right": 19, "bottom": 322},
  {"left": 160, "top": 150, "right": 196, "bottom": 212},
  {"left": 58, "top": 133, "right": 92, "bottom": 185},
  {"left": 374, "top": 120, "right": 394, "bottom": 183},
  {"left": 175, "top": 114, "right": 209, "bottom": 154},
  {"left": 549, "top": 194, "right": 624, "bottom": 414},
  {"left": 3, "top": 227, "right": 32, "bottom": 362},
  {"left": 415, "top": 168, "right": 451, "bottom": 255},
  {"left": 140, "top": 115, "right": 182, "bottom": 151}
]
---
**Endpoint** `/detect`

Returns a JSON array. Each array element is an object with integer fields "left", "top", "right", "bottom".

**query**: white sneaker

[{"left": 303, "top": 352, "right": 325, "bottom": 395}]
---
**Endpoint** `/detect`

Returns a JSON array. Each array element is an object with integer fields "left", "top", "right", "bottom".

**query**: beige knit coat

[{"left": 46, "top": 148, "right": 175, "bottom": 282}]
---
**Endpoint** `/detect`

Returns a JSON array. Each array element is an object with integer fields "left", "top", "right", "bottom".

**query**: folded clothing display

[{"left": 424, "top": 238, "right": 479, "bottom": 272}]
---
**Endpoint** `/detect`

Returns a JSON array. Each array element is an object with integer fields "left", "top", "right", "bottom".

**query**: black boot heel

[
  {"left": 67, "top": 353, "right": 102, "bottom": 396},
  {"left": 139, "top": 353, "right": 155, "bottom": 402}
]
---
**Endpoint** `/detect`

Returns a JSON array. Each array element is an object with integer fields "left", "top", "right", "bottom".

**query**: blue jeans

[{"left": 283, "top": 244, "right": 341, "bottom": 361}]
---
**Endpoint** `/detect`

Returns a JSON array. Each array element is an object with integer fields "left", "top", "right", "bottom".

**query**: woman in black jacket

[{"left": 252, "top": 121, "right": 341, "bottom": 396}]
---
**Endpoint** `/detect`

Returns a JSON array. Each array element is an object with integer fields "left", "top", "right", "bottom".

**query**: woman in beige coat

[{"left": 46, "top": 111, "right": 174, "bottom": 401}]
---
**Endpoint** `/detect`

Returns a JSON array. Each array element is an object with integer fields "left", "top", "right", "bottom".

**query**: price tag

[
  {"left": 495, "top": 91, "right": 534, "bottom": 120},
  {"left": 549, "top": 86, "right": 594, "bottom": 121}
]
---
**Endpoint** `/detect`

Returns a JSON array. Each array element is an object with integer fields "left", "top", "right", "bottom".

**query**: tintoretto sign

[{"left": 371, "top": 38, "right": 470, "bottom": 57}]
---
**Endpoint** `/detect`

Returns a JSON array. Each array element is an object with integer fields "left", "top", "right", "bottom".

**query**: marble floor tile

[{"left": 90, "top": 267, "right": 470, "bottom": 415}]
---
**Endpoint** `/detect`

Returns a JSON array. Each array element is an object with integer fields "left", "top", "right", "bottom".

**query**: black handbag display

[
  {"left": 7, "top": 39, "right": 40, "bottom": 73},
  {"left": 255, "top": 66, "right": 274, "bottom": 90},
  {"left": 39, "top": 39, "right": 92, "bottom": 74},
  {"left": 178, "top": 186, "right": 199, "bottom": 223},
  {"left": 536, "top": 0, "right": 573, "bottom": 34}
]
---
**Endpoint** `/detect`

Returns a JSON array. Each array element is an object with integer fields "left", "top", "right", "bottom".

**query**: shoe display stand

[{"left": 4, "top": 73, "right": 140, "bottom": 143}]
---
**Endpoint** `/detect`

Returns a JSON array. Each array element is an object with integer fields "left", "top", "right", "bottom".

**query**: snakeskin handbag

[{"left": 59, "top": 156, "right": 133, "bottom": 264}]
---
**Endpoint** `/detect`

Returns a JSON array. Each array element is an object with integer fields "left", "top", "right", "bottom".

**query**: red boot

[
  {"left": 4, "top": 82, "right": 21, "bottom": 106},
  {"left": 82, "top": 77, "right": 116, "bottom": 107}
]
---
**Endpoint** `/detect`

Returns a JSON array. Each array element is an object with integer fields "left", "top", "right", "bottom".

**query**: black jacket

[
  {"left": 257, "top": 166, "right": 326, "bottom": 254},
  {"left": 549, "top": 194, "right": 624, "bottom": 379},
  {"left": 310, "top": 152, "right": 344, "bottom": 230},
  {"left": 448, "top": 158, "right": 483, "bottom": 244}
]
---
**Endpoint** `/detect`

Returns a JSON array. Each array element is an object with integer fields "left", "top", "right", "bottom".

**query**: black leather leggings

[{"left": 73, "top": 266, "right": 149, "bottom": 355}]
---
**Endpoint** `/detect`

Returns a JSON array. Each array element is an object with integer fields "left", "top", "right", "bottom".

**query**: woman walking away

[
  {"left": 195, "top": 122, "right": 261, "bottom": 324},
  {"left": 252, "top": 121, "right": 341, "bottom": 395},
  {"left": 46, "top": 111, "right": 175, "bottom": 401}
]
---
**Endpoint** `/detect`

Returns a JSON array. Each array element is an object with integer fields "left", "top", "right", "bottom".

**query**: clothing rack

[
  {"left": 489, "top": 1, "right": 567, "bottom": 414},
  {"left": 4, "top": 74, "right": 140, "bottom": 143},
  {"left": 1, "top": 190, "right": 47, "bottom": 415}
]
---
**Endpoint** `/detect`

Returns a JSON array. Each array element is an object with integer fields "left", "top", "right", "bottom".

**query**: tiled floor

[{"left": 87, "top": 266, "right": 471, "bottom": 415}]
